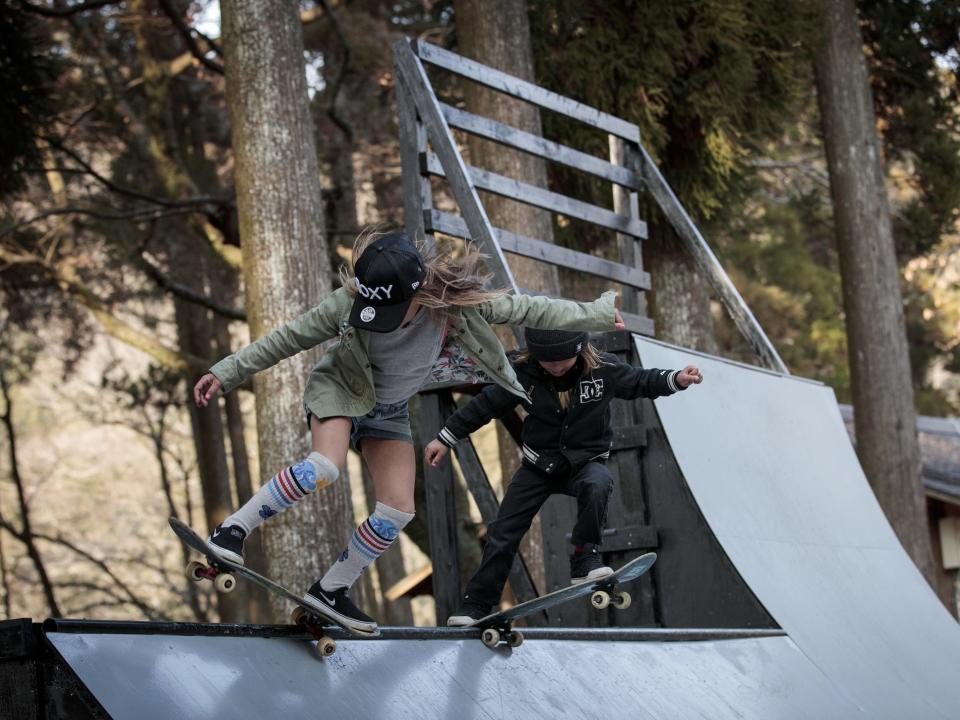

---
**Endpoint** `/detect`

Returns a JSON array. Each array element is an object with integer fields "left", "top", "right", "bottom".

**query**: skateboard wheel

[
  {"left": 290, "top": 607, "right": 307, "bottom": 625},
  {"left": 591, "top": 590, "right": 611, "bottom": 610},
  {"left": 318, "top": 637, "right": 337, "bottom": 657},
  {"left": 186, "top": 561, "right": 206, "bottom": 583},
  {"left": 214, "top": 573, "right": 236, "bottom": 593},
  {"left": 481, "top": 628, "right": 500, "bottom": 648},
  {"left": 613, "top": 591, "right": 632, "bottom": 610},
  {"left": 507, "top": 631, "right": 524, "bottom": 648}
]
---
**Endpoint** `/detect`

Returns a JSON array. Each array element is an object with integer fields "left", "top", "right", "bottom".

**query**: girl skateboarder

[
  {"left": 193, "top": 229, "right": 625, "bottom": 633},
  {"left": 423, "top": 327, "right": 702, "bottom": 626}
]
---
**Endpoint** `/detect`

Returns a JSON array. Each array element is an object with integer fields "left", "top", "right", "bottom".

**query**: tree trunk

[
  {"left": 813, "top": 0, "right": 935, "bottom": 584},
  {"left": 221, "top": 0, "right": 354, "bottom": 620},
  {"left": 215, "top": 315, "right": 270, "bottom": 623},
  {"left": 453, "top": 0, "right": 556, "bottom": 596}
]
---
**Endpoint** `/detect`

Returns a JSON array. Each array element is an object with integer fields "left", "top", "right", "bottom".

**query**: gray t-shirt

[{"left": 367, "top": 308, "right": 445, "bottom": 404}]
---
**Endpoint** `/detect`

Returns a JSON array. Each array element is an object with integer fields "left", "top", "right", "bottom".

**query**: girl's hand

[
  {"left": 424, "top": 439, "right": 449, "bottom": 467},
  {"left": 193, "top": 373, "right": 222, "bottom": 407},
  {"left": 677, "top": 365, "right": 703, "bottom": 388},
  {"left": 614, "top": 308, "right": 625, "bottom": 331}
]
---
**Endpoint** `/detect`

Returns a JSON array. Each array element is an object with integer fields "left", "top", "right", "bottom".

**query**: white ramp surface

[{"left": 636, "top": 336, "right": 960, "bottom": 719}]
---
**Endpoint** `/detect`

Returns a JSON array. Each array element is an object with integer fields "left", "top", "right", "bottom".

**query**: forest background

[{"left": 0, "top": 0, "right": 957, "bottom": 625}]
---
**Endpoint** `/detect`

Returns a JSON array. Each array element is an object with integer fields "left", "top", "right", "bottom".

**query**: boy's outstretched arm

[
  {"left": 612, "top": 360, "right": 703, "bottom": 400},
  {"left": 424, "top": 383, "right": 519, "bottom": 467}
]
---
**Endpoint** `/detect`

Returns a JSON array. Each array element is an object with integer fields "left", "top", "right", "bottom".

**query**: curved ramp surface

[
  {"left": 635, "top": 336, "right": 960, "bottom": 719},
  {"left": 48, "top": 629, "right": 854, "bottom": 720}
]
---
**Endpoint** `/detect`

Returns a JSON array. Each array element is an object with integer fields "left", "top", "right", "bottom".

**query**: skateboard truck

[
  {"left": 186, "top": 560, "right": 237, "bottom": 594},
  {"left": 290, "top": 606, "right": 338, "bottom": 658},
  {"left": 480, "top": 626, "right": 524, "bottom": 649}
]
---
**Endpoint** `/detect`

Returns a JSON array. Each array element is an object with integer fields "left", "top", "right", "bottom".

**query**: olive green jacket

[{"left": 210, "top": 287, "right": 618, "bottom": 420}]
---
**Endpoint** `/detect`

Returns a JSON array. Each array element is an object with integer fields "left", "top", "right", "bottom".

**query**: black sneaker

[
  {"left": 570, "top": 543, "right": 613, "bottom": 584},
  {"left": 446, "top": 601, "right": 492, "bottom": 627},
  {"left": 207, "top": 524, "right": 247, "bottom": 566},
  {"left": 303, "top": 581, "right": 379, "bottom": 635}
]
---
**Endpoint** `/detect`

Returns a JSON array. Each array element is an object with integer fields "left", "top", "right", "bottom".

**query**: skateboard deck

[
  {"left": 169, "top": 517, "right": 376, "bottom": 654},
  {"left": 470, "top": 551, "right": 657, "bottom": 647}
]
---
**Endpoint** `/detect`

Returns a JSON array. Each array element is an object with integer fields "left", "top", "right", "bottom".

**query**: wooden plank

[
  {"left": 610, "top": 138, "right": 647, "bottom": 318},
  {"left": 451, "top": 435, "right": 541, "bottom": 606},
  {"left": 393, "top": 40, "right": 518, "bottom": 293},
  {"left": 587, "top": 330, "right": 633, "bottom": 354},
  {"left": 395, "top": 74, "right": 433, "bottom": 248},
  {"left": 412, "top": 40, "right": 640, "bottom": 143},
  {"left": 632, "top": 145, "right": 788, "bottom": 374},
  {"left": 441, "top": 103, "right": 642, "bottom": 190},
  {"left": 610, "top": 425, "right": 647, "bottom": 451},
  {"left": 563, "top": 525, "right": 660, "bottom": 554},
  {"left": 424, "top": 152, "right": 648, "bottom": 239},
  {"left": 416, "top": 393, "right": 462, "bottom": 621},
  {"left": 427, "top": 210, "right": 650, "bottom": 289}
]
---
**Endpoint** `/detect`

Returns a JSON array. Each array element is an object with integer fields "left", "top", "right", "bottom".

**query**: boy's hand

[
  {"left": 193, "top": 373, "right": 222, "bottom": 407},
  {"left": 677, "top": 366, "right": 703, "bottom": 388},
  {"left": 424, "top": 439, "right": 450, "bottom": 467}
]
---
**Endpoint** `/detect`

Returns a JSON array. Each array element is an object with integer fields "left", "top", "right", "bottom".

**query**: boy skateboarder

[{"left": 424, "top": 328, "right": 702, "bottom": 625}]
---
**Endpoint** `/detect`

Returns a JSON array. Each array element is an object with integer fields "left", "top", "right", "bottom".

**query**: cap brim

[{"left": 348, "top": 295, "right": 413, "bottom": 333}]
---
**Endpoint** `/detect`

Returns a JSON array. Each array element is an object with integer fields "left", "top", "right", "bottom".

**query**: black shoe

[
  {"left": 303, "top": 582, "right": 379, "bottom": 635},
  {"left": 207, "top": 524, "right": 246, "bottom": 566},
  {"left": 570, "top": 543, "right": 613, "bottom": 585},
  {"left": 446, "top": 601, "right": 492, "bottom": 627}
]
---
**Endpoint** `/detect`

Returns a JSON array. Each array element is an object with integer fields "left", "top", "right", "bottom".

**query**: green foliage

[
  {"left": 860, "top": 0, "right": 960, "bottom": 259},
  {"left": 529, "top": 0, "right": 817, "bottom": 217}
]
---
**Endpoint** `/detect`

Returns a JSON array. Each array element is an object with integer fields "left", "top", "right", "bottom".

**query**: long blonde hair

[
  {"left": 338, "top": 227, "right": 508, "bottom": 310},
  {"left": 515, "top": 342, "right": 610, "bottom": 410}
]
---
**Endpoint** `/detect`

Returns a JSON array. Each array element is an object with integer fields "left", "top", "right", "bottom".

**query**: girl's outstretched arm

[
  {"left": 479, "top": 290, "right": 621, "bottom": 332},
  {"left": 199, "top": 288, "right": 345, "bottom": 403}
]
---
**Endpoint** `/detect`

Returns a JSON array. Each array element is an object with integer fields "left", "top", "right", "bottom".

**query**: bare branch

[
  {"left": 139, "top": 253, "right": 246, "bottom": 321},
  {"left": 45, "top": 140, "right": 230, "bottom": 209},
  {"left": 317, "top": 0, "right": 354, "bottom": 140},
  {"left": 156, "top": 0, "right": 225, "bottom": 75},
  {"left": 1, "top": 205, "right": 202, "bottom": 239}
]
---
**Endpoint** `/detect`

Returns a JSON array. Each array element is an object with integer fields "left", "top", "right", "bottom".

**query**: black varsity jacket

[{"left": 437, "top": 353, "right": 685, "bottom": 474}]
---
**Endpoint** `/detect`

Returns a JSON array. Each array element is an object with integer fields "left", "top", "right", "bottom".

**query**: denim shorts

[{"left": 305, "top": 400, "right": 413, "bottom": 451}]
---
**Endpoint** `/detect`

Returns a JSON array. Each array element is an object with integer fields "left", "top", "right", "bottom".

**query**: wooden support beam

[
  {"left": 416, "top": 393, "right": 461, "bottom": 621},
  {"left": 395, "top": 73, "right": 433, "bottom": 249},
  {"left": 427, "top": 210, "right": 650, "bottom": 290},
  {"left": 631, "top": 145, "right": 788, "bottom": 374},
  {"left": 393, "top": 40, "right": 517, "bottom": 293},
  {"left": 441, "top": 103, "right": 642, "bottom": 190},
  {"left": 423, "top": 152, "right": 648, "bottom": 239},
  {"left": 563, "top": 524, "right": 659, "bottom": 554},
  {"left": 412, "top": 40, "right": 640, "bottom": 143}
]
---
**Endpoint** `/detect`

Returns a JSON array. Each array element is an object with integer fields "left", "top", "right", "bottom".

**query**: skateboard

[
  {"left": 469, "top": 551, "right": 657, "bottom": 648},
  {"left": 169, "top": 517, "right": 375, "bottom": 657}
]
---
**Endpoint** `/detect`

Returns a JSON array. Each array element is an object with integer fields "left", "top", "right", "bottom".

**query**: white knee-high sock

[
  {"left": 320, "top": 502, "right": 414, "bottom": 591},
  {"left": 223, "top": 452, "right": 339, "bottom": 534}
]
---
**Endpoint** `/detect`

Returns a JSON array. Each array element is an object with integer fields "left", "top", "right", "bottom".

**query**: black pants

[{"left": 462, "top": 461, "right": 614, "bottom": 608}]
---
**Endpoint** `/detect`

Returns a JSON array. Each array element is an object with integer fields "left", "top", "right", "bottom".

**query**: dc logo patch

[
  {"left": 259, "top": 504, "right": 277, "bottom": 520},
  {"left": 360, "top": 306, "right": 376, "bottom": 323},
  {"left": 579, "top": 378, "right": 604, "bottom": 403},
  {"left": 339, "top": 549, "right": 349, "bottom": 562}
]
